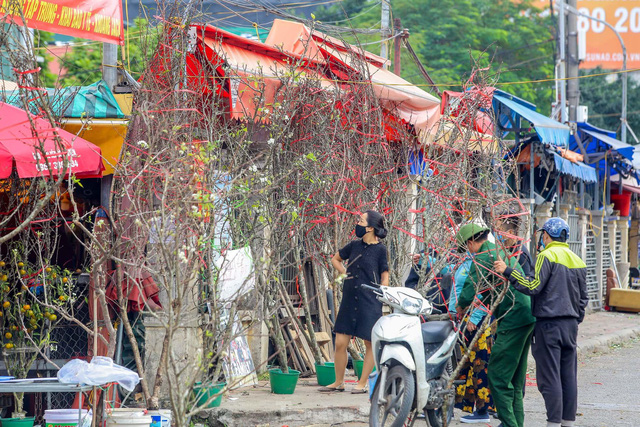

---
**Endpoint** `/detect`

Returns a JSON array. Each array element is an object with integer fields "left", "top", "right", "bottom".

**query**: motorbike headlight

[{"left": 400, "top": 294, "right": 423, "bottom": 315}]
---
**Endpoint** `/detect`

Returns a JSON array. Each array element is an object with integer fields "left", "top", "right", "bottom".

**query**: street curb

[
  {"left": 195, "top": 404, "right": 370, "bottom": 427},
  {"left": 577, "top": 326, "right": 640, "bottom": 355}
]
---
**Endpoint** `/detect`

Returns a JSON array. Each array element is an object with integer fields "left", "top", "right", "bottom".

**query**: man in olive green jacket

[{"left": 455, "top": 223, "right": 536, "bottom": 427}]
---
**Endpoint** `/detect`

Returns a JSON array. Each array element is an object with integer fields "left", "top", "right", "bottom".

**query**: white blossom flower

[
  {"left": 267, "top": 138, "right": 275, "bottom": 145},
  {"left": 137, "top": 140, "right": 148, "bottom": 149},
  {"left": 249, "top": 164, "right": 258, "bottom": 173}
]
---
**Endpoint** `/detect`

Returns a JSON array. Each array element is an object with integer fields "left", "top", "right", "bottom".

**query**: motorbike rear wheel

[
  {"left": 369, "top": 365, "right": 415, "bottom": 427},
  {"left": 426, "top": 357, "right": 454, "bottom": 427}
]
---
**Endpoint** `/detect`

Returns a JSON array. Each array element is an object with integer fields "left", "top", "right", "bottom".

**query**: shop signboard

[{"left": 528, "top": 0, "right": 640, "bottom": 69}]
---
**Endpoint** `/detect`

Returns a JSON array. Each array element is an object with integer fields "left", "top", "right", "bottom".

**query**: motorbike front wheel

[{"left": 369, "top": 365, "right": 415, "bottom": 427}]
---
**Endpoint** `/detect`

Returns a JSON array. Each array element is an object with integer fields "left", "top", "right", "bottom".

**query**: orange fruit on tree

[
  {"left": 45, "top": 267, "right": 52, "bottom": 273},
  {"left": 5, "top": 343, "right": 13, "bottom": 349},
  {"left": 62, "top": 277, "right": 68, "bottom": 283},
  {"left": 49, "top": 314, "right": 57, "bottom": 321},
  {"left": 4, "top": 333, "right": 11, "bottom": 339},
  {"left": 10, "top": 325, "right": 17, "bottom": 331},
  {"left": 58, "top": 296, "right": 67, "bottom": 301},
  {"left": 19, "top": 270, "right": 26, "bottom": 276},
  {"left": 22, "top": 305, "right": 30, "bottom": 311},
  {"left": 27, "top": 310, "right": 34, "bottom": 317},
  {"left": 0, "top": 275, "right": 6, "bottom": 282},
  {"left": 17, "top": 262, "right": 23, "bottom": 268},
  {"left": 2, "top": 301, "right": 9, "bottom": 308},
  {"left": 52, "top": 273, "right": 57, "bottom": 278},
  {"left": 0, "top": 261, "right": 5, "bottom": 267}
]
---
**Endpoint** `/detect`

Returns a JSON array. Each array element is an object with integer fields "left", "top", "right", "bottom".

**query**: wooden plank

[{"left": 290, "top": 328, "right": 316, "bottom": 373}]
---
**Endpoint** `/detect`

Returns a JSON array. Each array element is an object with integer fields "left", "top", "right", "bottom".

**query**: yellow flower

[
  {"left": 478, "top": 341, "right": 488, "bottom": 351},
  {"left": 466, "top": 377, "right": 474, "bottom": 387},
  {"left": 456, "top": 385, "right": 465, "bottom": 396},
  {"left": 468, "top": 350, "right": 476, "bottom": 363},
  {"left": 478, "top": 387, "right": 490, "bottom": 401},
  {"left": 463, "top": 405, "right": 473, "bottom": 413}
]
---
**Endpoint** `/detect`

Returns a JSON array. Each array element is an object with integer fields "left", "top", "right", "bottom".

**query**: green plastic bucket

[
  {"left": 353, "top": 359, "right": 364, "bottom": 379},
  {"left": 269, "top": 368, "right": 300, "bottom": 394},
  {"left": 0, "top": 418, "right": 35, "bottom": 427},
  {"left": 193, "top": 382, "right": 226, "bottom": 408},
  {"left": 315, "top": 362, "right": 335, "bottom": 386},
  {"left": 353, "top": 359, "right": 375, "bottom": 379}
]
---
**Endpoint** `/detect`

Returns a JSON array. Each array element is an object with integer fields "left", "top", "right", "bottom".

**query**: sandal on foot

[
  {"left": 351, "top": 386, "right": 368, "bottom": 394},
  {"left": 318, "top": 384, "right": 345, "bottom": 392}
]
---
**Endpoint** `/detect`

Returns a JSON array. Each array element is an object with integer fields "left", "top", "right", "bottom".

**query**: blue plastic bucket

[{"left": 368, "top": 371, "right": 378, "bottom": 399}]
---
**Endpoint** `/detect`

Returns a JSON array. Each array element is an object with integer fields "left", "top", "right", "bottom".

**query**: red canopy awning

[{"left": 0, "top": 103, "right": 104, "bottom": 179}]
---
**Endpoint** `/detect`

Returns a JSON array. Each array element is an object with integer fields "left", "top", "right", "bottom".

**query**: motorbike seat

[{"left": 421, "top": 321, "right": 453, "bottom": 344}]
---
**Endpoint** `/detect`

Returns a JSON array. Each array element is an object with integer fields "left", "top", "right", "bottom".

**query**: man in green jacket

[{"left": 455, "top": 223, "right": 536, "bottom": 427}]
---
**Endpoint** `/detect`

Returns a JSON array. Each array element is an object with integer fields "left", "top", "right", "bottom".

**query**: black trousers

[{"left": 531, "top": 318, "right": 579, "bottom": 424}]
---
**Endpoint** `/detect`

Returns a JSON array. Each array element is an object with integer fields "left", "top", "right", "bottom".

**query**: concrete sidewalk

[{"left": 195, "top": 311, "right": 640, "bottom": 427}]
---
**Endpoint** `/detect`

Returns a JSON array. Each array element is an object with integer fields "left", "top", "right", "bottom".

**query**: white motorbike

[{"left": 364, "top": 284, "right": 458, "bottom": 427}]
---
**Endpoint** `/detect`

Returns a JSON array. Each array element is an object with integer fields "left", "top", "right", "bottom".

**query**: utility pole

[
  {"left": 380, "top": 0, "right": 390, "bottom": 66},
  {"left": 557, "top": 0, "right": 567, "bottom": 123},
  {"left": 101, "top": 42, "right": 117, "bottom": 212},
  {"left": 393, "top": 18, "right": 402, "bottom": 76},
  {"left": 567, "top": 0, "right": 579, "bottom": 122},
  {"left": 102, "top": 43, "right": 118, "bottom": 91},
  {"left": 564, "top": 3, "right": 632, "bottom": 143}
]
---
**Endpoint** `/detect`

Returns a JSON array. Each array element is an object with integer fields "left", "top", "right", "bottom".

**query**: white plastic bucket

[
  {"left": 147, "top": 410, "right": 171, "bottom": 427},
  {"left": 44, "top": 409, "right": 89, "bottom": 427},
  {"left": 105, "top": 409, "right": 152, "bottom": 427}
]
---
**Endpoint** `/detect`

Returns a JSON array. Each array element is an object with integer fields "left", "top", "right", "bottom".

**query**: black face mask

[{"left": 355, "top": 224, "right": 368, "bottom": 238}]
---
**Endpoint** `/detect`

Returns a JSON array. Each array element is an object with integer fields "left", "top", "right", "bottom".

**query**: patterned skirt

[{"left": 454, "top": 322, "right": 495, "bottom": 413}]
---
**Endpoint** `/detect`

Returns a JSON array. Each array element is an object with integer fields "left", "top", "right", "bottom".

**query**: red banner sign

[{"left": 0, "top": 0, "right": 123, "bottom": 45}]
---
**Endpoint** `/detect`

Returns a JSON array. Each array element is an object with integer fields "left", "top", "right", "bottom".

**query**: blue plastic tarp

[
  {"left": 579, "top": 128, "right": 634, "bottom": 162},
  {"left": 552, "top": 152, "right": 598, "bottom": 183},
  {"left": 572, "top": 122, "right": 636, "bottom": 178},
  {"left": 494, "top": 95, "right": 569, "bottom": 147}
]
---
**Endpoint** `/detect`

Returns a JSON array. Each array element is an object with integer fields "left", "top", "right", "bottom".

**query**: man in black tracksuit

[{"left": 494, "top": 217, "right": 589, "bottom": 427}]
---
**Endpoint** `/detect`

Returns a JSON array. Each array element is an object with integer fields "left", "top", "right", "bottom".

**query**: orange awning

[{"left": 265, "top": 20, "right": 441, "bottom": 134}]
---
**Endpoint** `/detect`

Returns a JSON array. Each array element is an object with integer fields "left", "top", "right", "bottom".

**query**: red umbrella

[{"left": 0, "top": 102, "right": 104, "bottom": 179}]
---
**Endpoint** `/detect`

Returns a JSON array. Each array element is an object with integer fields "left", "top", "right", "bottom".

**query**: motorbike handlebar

[
  {"left": 360, "top": 283, "right": 382, "bottom": 294},
  {"left": 430, "top": 307, "right": 443, "bottom": 315}
]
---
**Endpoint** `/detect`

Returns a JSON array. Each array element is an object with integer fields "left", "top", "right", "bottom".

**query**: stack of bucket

[{"left": 43, "top": 409, "right": 89, "bottom": 427}]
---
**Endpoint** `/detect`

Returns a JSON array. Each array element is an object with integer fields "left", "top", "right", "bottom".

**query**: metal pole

[
  {"left": 564, "top": 2, "right": 628, "bottom": 141},
  {"left": 393, "top": 18, "right": 402, "bottom": 76},
  {"left": 558, "top": 0, "right": 567, "bottom": 123},
  {"left": 567, "top": 0, "right": 579, "bottom": 122},
  {"left": 102, "top": 43, "right": 118, "bottom": 90},
  {"left": 380, "top": 0, "right": 390, "bottom": 65}
]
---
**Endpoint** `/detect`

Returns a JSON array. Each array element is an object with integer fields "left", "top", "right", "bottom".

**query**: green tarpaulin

[{"left": 3, "top": 80, "right": 125, "bottom": 119}]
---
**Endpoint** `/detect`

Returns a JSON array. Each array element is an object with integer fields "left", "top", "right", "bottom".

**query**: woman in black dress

[{"left": 319, "top": 210, "right": 389, "bottom": 393}]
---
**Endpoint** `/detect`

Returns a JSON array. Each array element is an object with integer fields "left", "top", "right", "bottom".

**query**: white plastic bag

[{"left": 58, "top": 357, "right": 141, "bottom": 391}]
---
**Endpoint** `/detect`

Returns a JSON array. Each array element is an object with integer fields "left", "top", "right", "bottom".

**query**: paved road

[{"left": 446, "top": 338, "right": 640, "bottom": 426}]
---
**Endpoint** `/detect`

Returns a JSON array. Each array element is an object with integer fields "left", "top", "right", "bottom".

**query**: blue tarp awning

[
  {"left": 552, "top": 152, "right": 598, "bottom": 183},
  {"left": 572, "top": 122, "right": 636, "bottom": 178},
  {"left": 494, "top": 95, "right": 570, "bottom": 147},
  {"left": 579, "top": 127, "right": 635, "bottom": 161}
]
